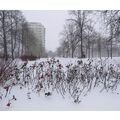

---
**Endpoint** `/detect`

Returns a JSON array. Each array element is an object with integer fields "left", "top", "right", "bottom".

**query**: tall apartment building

[{"left": 27, "top": 22, "right": 45, "bottom": 57}]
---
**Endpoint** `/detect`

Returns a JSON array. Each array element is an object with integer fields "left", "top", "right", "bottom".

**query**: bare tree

[
  {"left": 67, "top": 10, "right": 92, "bottom": 58},
  {"left": 0, "top": 10, "right": 26, "bottom": 60},
  {"left": 60, "top": 22, "right": 78, "bottom": 58},
  {"left": 102, "top": 10, "right": 120, "bottom": 58},
  {"left": 0, "top": 11, "right": 9, "bottom": 61}
]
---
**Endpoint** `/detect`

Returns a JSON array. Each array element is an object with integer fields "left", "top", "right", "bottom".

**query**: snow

[
  {"left": 1, "top": 86, "right": 120, "bottom": 111},
  {"left": 0, "top": 57, "right": 120, "bottom": 111}
]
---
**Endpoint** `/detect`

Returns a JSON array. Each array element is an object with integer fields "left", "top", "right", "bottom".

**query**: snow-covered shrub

[
  {"left": 1, "top": 58, "right": 120, "bottom": 104},
  {"left": 21, "top": 55, "right": 37, "bottom": 61}
]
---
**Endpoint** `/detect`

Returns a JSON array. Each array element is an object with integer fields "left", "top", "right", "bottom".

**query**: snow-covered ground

[
  {"left": 0, "top": 57, "right": 120, "bottom": 111},
  {"left": 1, "top": 86, "right": 120, "bottom": 111}
]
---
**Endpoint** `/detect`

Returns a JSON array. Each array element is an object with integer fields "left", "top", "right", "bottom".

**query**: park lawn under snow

[
  {"left": 0, "top": 57, "right": 120, "bottom": 111},
  {"left": 1, "top": 86, "right": 120, "bottom": 111}
]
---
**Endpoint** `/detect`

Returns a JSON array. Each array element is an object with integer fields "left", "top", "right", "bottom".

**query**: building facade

[{"left": 27, "top": 22, "right": 45, "bottom": 57}]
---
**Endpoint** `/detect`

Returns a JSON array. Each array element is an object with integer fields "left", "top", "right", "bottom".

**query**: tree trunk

[
  {"left": 81, "top": 38, "right": 84, "bottom": 58},
  {"left": 98, "top": 38, "right": 101, "bottom": 58},
  {"left": 10, "top": 20, "right": 14, "bottom": 60},
  {"left": 106, "top": 44, "right": 109, "bottom": 58},
  {"left": 71, "top": 46, "right": 75, "bottom": 58},
  {"left": 92, "top": 43, "right": 94, "bottom": 58},
  {"left": 110, "top": 39, "right": 112, "bottom": 59},
  {"left": 2, "top": 11, "right": 8, "bottom": 61}
]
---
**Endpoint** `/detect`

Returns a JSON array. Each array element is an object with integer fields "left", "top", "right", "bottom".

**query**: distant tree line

[
  {"left": 0, "top": 10, "right": 46, "bottom": 61},
  {"left": 57, "top": 10, "right": 120, "bottom": 58}
]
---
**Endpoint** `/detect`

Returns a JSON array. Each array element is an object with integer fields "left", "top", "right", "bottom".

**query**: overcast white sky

[{"left": 22, "top": 10, "right": 69, "bottom": 52}]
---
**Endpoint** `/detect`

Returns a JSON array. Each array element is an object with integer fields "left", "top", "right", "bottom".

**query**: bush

[
  {"left": 0, "top": 60, "right": 13, "bottom": 86},
  {"left": 21, "top": 55, "right": 37, "bottom": 61}
]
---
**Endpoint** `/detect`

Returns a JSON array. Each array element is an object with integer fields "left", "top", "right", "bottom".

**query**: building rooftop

[{"left": 28, "top": 22, "right": 45, "bottom": 28}]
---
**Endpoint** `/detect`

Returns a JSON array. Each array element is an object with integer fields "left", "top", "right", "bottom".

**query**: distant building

[{"left": 27, "top": 22, "right": 45, "bottom": 57}]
